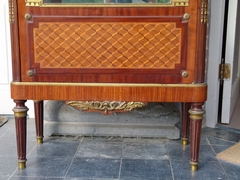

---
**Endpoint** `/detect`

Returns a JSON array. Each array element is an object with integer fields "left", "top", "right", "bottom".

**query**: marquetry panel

[{"left": 34, "top": 22, "right": 181, "bottom": 69}]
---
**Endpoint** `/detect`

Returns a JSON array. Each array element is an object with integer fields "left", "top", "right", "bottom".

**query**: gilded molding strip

[
  {"left": 11, "top": 82, "right": 207, "bottom": 88},
  {"left": 25, "top": 0, "right": 189, "bottom": 7},
  {"left": 173, "top": 0, "right": 189, "bottom": 6},
  {"left": 67, "top": 101, "right": 145, "bottom": 114},
  {"left": 25, "top": 0, "right": 42, "bottom": 6},
  {"left": 9, "top": 0, "right": 14, "bottom": 23},
  {"left": 201, "top": 0, "right": 208, "bottom": 24}
]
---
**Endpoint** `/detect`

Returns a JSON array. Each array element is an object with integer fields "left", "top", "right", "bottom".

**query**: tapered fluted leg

[
  {"left": 189, "top": 102, "right": 204, "bottom": 172},
  {"left": 13, "top": 100, "right": 28, "bottom": 169},
  {"left": 34, "top": 100, "right": 44, "bottom": 144},
  {"left": 181, "top": 103, "right": 191, "bottom": 145}
]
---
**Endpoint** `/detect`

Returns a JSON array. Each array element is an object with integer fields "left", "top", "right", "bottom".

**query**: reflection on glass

[{"left": 44, "top": 0, "right": 171, "bottom": 4}]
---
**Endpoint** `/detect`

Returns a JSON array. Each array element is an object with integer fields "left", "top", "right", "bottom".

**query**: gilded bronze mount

[
  {"left": 67, "top": 101, "right": 146, "bottom": 115},
  {"left": 25, "top": 0, "right": 190, "bottom": 7}
]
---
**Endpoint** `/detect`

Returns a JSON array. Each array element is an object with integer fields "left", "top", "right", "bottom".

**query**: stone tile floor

[{"left": 0, "top": 117, "right": 240, "bottom": 180}]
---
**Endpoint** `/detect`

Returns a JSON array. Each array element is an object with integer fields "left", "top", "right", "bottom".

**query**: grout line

[
  {"left": 206, "top": 134, "right": 239, "bottom": 144},
  {"left": 216, "top": 158, "right": 230, "bottom": 180},
  {"left": 167, "top": 141, "right": 175, "bottom": 180},
  {"left": 208, "top": 135, "right": 230, "bottom": 180},
  {"left": 26, "top": 143, "right": 38, "bottom": 157},
  {"left": 118, "top": 139, "right": 124, "bottom": 180},
  {"left": 169, "top": 159, "right": 175, "bottom": 180},
  {"left": 0, "top": 129, "right": 10, "bottom": 139},
  {"left": 118, "top": 158, "right": 123, "bottom": 180},
  {"left": 63, "top": 136, "right": 84, "bottom": 179},
  {"left": 205, "top": 135, "right": 211, "bottom": 145},
  {"left": 7, "top": 170, "right": 17, "bottom": 180}
]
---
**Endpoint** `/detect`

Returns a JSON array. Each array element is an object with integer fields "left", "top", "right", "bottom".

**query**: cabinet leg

[
  {"left": 189, "top": 102, "right": 204, "bottom": 172},
  {"left": 34, "top": 100, "right": 44, "bottom": 144},
  {"left": 13, "top": 100, "right": 28, "bottom": 169},
  {"left": 181, "top": 103, "right": 191, "bottom": 145}
]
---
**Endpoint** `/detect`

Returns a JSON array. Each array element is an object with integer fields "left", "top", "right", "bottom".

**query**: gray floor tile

[
  {"left": 9, "top": 177, "right": 63, "bottom": 180},
  {"left": 202, "top": 127, "right": 240, "bottom": 143},
  {"left": 0, "top": 176, "right": 10, "bottom": 180},
  {"left": 82, "top": 137, "right": 123, "bottom": 143},
  {"left": 123, "top": 138, "right": 169, "bottom": 160},
  {"left": 207, "top": 136, "right": 236, "bottom": 145},
  {"left": 211, "top": 144, "right": 234, "bottom": 155},
  {"left": 220, "top": 161, "right": 240, "bottom": 180},
  {"left": 0, "top": 138, "right": 18, "bottom": 157},
  {"left": 172, "top": 160, "right": 227, "bottom": 180},
  {"left": 1, "top": 117, "right": 240, "bottom": 180},
  {"left": 76, "top": 137, "right": 123, "bottom": 159},
  {"left": 120, "top": 159, "right": 172, "bottom": 180},
  {"left": 199, "top": 136, "right": 209, "bottom": 145},
  {"left": 0, "top": 126, "right": 10, "bottom": 138},
  {"left": 169, "top": 134, "right": 209, "bottom": 146},
  {"left": 198, "top": 145, "right": 217, "bottom": 161},
  {"left": 27, "top": 137, "right": 80, "bottom": 157},
  {"left": 12, "top": 157, "right": 72, "bottom": 178},
  {"left": 168, "top": 143, "right": 190, "bottom": 161},
  {"left": 65, "top": 178, "right": 118, "bottom": 180},
  {"left": 169, "top": 144, "right": 217, "bottom": 162},
  {"left": 66, "top": 158, "right": 120, "bottom": 179},
  {"left": 0, "top": 137, "right": 37, "bottom": 158},
  {"left": 2, "top": 119, "right": 38, "bottom": 140},
  {"left": 0, "top": 156, "right": 17, "bottom": 176}
]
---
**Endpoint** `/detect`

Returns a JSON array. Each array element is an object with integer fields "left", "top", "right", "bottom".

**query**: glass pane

[{"left": 44, "top": 0, "right": 171, "bottom": 4}]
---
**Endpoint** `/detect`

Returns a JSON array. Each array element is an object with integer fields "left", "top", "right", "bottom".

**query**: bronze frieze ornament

[{"left": 67, "top": 101, "right": 146, "bottom": 115}]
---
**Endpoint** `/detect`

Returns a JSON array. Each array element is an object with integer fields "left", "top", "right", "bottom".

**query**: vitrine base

[{"left": 11, "top": 82, "right": 206, "bottom": 172}]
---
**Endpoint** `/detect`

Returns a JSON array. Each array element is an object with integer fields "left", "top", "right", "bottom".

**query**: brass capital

[
  {"left": 188, "top": 109, "right": 204, "bottom": 120},
  {"left": 12, "top": 107, "right": 29, "bottom": 118}
]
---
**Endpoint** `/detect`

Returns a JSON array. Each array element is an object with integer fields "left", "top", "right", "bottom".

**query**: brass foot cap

[
  {"left": 37, "top": 137, "right": 43, "bottom": 144},
  {"left": 190, "top": 162, "right": 198, "bottom": 172},
  {"left": 18, "top": 161, "right": 26, "bottom": 169},
  {"left": 182, "top": 138, "right": 188, "bottom": 145}
]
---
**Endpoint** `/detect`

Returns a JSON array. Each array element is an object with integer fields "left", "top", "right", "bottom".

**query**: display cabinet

[{"left": 10, "top": 0, "right": 208, "bottom": 171}]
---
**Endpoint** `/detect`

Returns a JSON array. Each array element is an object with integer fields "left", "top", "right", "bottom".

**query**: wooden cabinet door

[{"left": 12, "top": 0, "right": 206, "bottom": 84}]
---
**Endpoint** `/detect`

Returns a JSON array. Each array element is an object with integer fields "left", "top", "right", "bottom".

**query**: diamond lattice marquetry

[{"left": 34, "top": 22, "right": 181, "bottom": 69}]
